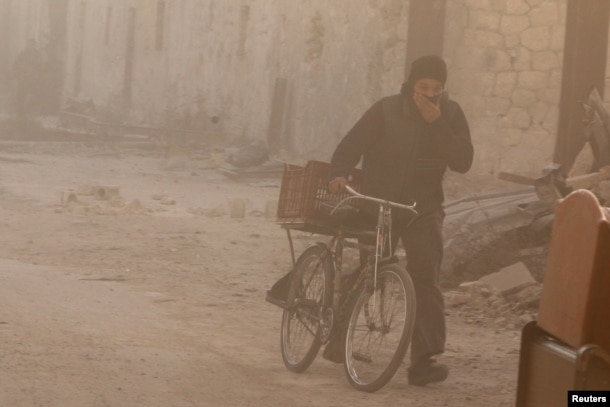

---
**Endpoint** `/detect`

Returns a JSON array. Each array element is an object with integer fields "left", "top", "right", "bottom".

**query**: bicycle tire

[
  {"left": 280, "top": 243, "right": 334, "bottom": 373},
  {"left": 343, "top": 263, "right": 416, "bottom": 392}
]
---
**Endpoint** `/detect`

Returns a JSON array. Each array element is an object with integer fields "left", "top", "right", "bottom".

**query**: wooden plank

[
  {"left": 565, "top": 166, "right": 610, "bottom": 189},
  {"left": 498, "top": 172, "right": 537, "bottom": 186}
]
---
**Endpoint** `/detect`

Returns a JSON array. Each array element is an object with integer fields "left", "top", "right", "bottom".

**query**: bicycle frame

[{"left": 317, "top": 187, "right": 417, "bottom": 341}]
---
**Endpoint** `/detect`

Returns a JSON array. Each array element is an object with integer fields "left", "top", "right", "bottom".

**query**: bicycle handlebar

[{"left": 344, "top": 185, "right": 418, "bottom": 216}]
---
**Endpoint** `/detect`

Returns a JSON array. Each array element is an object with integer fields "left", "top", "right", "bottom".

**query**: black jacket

[{"left": 330, "top": 93, "right": 473, "bottom": 215}]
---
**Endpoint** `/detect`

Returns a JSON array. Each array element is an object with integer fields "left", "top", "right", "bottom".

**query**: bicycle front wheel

[
  {"left": 343, "top": 263, "right": 416, "bottom": 392},
  {"left": 281, "top": 244, "right": 334, "bottom": 373}
]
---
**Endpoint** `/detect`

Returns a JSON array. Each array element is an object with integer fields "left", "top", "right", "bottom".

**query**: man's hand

[
  {"left": 328, "top": 177, "right": 347, "bottom": 194},
  {"left": 413, "top": 93, "right": 441, "bottom": 123}
]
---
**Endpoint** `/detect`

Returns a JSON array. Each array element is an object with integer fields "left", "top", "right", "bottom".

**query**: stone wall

[
  {"left": 445, "top": 0, "right": 567, "bottom": 177},
  {"left": 6, "top": 0, "right": 610, "bottom": 178}
]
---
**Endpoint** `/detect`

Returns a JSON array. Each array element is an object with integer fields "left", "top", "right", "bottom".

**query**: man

[{"left": 328, "top": 55, "right": 473, "bottom": 386}]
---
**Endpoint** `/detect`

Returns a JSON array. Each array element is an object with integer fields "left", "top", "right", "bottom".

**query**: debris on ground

[
  {"left": 443, "top": 88, "right": 610, "bottom": 294},
  {"left": 441, "top": 187, "right": 551, "bottom": 288},
  {"left": 444, "top": 262, "right": 542, "bottom": 331},
  {"left": 59, "top": 183, "right": 152, "bottom": 216},
  {"left": 226, "top": 140, "right": 269, "bottom": 168}
]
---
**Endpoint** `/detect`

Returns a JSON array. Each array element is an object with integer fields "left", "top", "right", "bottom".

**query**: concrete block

[
  {"left": 478, "top": 261, "right": 536, "bottom": 296},
  {"left": 265, "top": 199, "right": 278, "bottom": 218},
  {"left": 160, "top": 196, "right": 176, "bottom": 205},
  {"left": 61, "top": 190, "right": 78, "bottom": 205},
  {"left": 93, "top": 185, "right": 120, "bottom": 200},
  {"left": 229, "top": 199, "right": 245, "bottom": 218},
  {"left": 76, "top": 184, "right": 98, "bottom": 196},
  {"left": 443, "top": 291, "right": 471, "bottom": 308}
]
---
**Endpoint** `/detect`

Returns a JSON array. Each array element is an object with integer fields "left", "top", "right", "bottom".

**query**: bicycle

[{"left": 278, "top": 185, "right": 418, "bottom": 392}]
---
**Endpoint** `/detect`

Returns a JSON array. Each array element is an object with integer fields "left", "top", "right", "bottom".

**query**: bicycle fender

[{"left": 378, "top": 255, "right": 400, "bottom": 268}]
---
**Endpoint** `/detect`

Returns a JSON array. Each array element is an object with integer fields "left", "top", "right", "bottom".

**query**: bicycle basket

[{"left": 276, "top": 160, "right": 362, "bottom": 233}]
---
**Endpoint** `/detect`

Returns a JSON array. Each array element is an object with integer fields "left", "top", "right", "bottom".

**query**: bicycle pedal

[
  {"left": 265, "top": 290, "right": 288, "bottom": 309},
  {"left": 352, "top": 352, "right": 373, "bottom": 363}
]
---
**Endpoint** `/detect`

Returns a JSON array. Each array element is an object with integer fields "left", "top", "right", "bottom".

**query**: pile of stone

[
  {"left": 59, "top": 184, "right": 150, "bottom": 215},
  {"left": 444, "top": 261, "right": 541, "bottom": 330}
]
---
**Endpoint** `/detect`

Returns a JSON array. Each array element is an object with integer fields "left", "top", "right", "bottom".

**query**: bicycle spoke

[
  {"left": 344, "top": 266, "right": 415, "bottom": 392},
  {"left": 295, "top": 312, "right": 318, "bottom": 337},
  {"left": 281, "top": 245, "right": 333, "bottom": 373}
]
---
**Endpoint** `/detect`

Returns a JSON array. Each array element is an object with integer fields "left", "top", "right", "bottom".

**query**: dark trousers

[
  {"left": 393, "top": 208, "right": 446, "bottom": 365},
  {"left": 359, "top": 208, "right": 446, "bottom": 366}
]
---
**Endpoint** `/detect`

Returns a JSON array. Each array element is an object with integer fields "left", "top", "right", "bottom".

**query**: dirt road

[{"left": 0, "top": 139, "right": 519, "bottom": 406}]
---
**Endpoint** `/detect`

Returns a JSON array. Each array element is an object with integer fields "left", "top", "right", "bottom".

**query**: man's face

[{"left": 413, "top": 78, "right": 444, "bottom": 103}]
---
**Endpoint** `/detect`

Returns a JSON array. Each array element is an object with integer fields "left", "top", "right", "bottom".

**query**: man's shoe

[
  {"left": 322, "top": 338, "right": 344, "bottom": 363},
  {"left": 408, "top": 359, "right": 449, "bottom": 386}
]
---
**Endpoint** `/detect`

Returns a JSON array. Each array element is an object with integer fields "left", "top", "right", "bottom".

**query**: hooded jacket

[{"left": 330, "top": 92, "right": 473, "bottom": 216}]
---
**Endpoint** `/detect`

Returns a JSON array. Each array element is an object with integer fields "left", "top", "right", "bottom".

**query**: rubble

[
  {"left": 477, "top": 262, "right": 536, "bottom": 296},
  {"left": 188, "top": 207, "right": 226, "bottom": 217},
  {"left": 443, "top": 88, "right": 610, "bottom": 298},
  {"left": 59, "top": 184, "right": 151, "bottom": 215},
  {"left": 226, "top": 140, "right": 269, "bottom": 168},
  {"left": 444, "top": 269, "right": 542, "bottom": 331}
]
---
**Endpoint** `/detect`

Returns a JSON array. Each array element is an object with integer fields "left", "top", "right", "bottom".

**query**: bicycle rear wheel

[
  {"left": 281, "top": 244, "right": 334, "bottom": 373},
  {"left": 343, "top": 263, "right": 416, "bottom": 392}
]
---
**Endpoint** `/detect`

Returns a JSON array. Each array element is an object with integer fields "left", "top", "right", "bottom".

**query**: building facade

[{"left": 2, "top": 0, "right": 610, "bottom": 176}]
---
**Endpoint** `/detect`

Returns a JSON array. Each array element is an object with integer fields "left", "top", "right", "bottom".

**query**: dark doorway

[
  {"left": 73, "top": 1, "right": 86, "bottom": 94},
  {"left": 124, "top": 7, "right": 136, "bottom": 105},
  {"left": 41, "top": 0, "right": 68, "bottom": 113},
  {"left": 0, "top": 0, "right": 13, "bottom": 95}
]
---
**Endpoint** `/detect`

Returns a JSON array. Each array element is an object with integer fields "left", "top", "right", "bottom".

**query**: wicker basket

[{"left": 276, "top": 160, "right": 362, "bottom": 232}]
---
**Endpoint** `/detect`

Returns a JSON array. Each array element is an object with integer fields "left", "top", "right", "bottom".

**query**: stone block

[
  {"left": 494, "top": 72, "right": 517, "bottom": 98},
  {"left": 511, "top": 88, "right": 536, "bottom": 107},
  {"left": 528, "top": 1, "right": 559, "bottom": 27},
  {"left": 93, "top": 185, "right": 120, "bottom": 200},
  {"left": 478, "top": 261, "right": 536, "bottom": 296},
  {"left": 517, "top": 71, "right": 549, "bottom": 90},
  {"left": 506, "top": 0, "right": 530, "bottom": 15},
  {"left": 528, "top": 101, "right": 549, "bottom": 125},
  {"left": 470, "top": 10, "right": 501, "bottom": 30},
  {"left": 502, "top": 107, "right": 531, "bottom": 129},
  {"left": 500, "top": 15, "right": 530, "bottom": 36},
  {"left": 531, "top": 50, "right": 560, "bottom": 71},
  {"left": 61, "top": 190, "right": 78, "bottom": 205},
  {"left": 521, "top": 26, "right": 551, "bottom": 51},
  {"left": 265, "top": 199, "right": 278, "bottom": 218},
  {"left": 229, "top": 199, "right": 246, "bottom": 218},
  {"left": 76, "top": 184, "right": 98, "bottom": 196},
  {"left": 512, "top": 48, "right": 532, "bottom": 71}
]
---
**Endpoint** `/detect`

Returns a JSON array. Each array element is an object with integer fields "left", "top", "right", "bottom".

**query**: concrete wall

[
  {"left": 1, "top": 0, "right": 50, "bottom": 92},
  {"left": 53, "top": 0, "right": 410, "bottom": 158},
  {"left": 5, "top": 0, "right": 610, "bottom": 178}
]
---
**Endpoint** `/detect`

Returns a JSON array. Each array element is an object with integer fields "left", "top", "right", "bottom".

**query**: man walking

[{"left": 329, "top": 55, "right": 473, "bottom": 386}]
